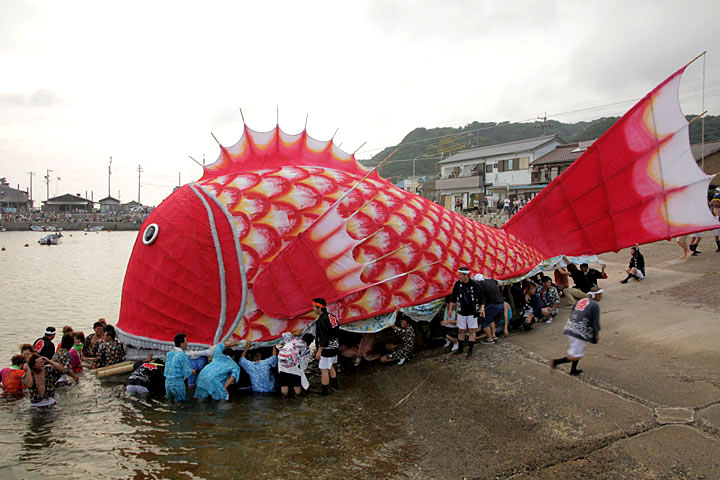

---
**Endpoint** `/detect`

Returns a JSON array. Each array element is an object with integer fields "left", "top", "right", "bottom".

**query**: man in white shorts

[
  {"left": 550, "top": 287, "right": 602, "bottom": 376},
  {"left": 447, "top": 267, "right": 483, "bottom": 358},
  {"left": 313, "top": 297, "right": 340, "bottom": 395}
]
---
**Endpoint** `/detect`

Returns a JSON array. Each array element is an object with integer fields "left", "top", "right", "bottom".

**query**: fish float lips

[{"left": 117, "top": 185, "right": 246, "bottom": 348}]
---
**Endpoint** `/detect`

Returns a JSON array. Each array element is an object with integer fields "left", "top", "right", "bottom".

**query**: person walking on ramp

[
  {"left": 447, "top": 267, "right": 483, "bottom": 358},
  {"left": 550, "top": 286, "right": 603, "bottom": 376}
]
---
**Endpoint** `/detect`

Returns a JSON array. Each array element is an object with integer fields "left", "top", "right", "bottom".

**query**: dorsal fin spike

[
  {"left": 353, "top": 142, "right": 367, "bottom": 155},
  {"left": 198, "top": 125, "right": 376, "bottom": 184}
]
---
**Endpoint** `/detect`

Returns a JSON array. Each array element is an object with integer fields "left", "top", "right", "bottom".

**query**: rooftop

[
  {"left": 439, "top": 135, "right": 565, "bottom": 165},
  {"left": 690, "top": 140, "right": 720, "bottom": 161}
]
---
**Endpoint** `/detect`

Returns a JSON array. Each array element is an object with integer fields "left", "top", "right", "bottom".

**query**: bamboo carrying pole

[
  {"left": 90, "top": 360, "right": 134, "bottom": 374},
  {"left": 97, "top": 363, "right": 135, "bottom": 378}
]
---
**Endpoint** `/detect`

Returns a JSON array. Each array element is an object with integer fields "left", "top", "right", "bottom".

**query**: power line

[{"left": 357, "top": 79, "right": 720, "bottom": 157}]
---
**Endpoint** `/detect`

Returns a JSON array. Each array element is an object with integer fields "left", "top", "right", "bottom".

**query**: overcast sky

[{"left": 2, "top": 0, "right": 719, "bottom": 207}]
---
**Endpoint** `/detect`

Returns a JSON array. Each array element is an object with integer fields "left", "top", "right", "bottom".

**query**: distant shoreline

[{"left": 0, "top": 222, "right": 141, "bottom": 232}]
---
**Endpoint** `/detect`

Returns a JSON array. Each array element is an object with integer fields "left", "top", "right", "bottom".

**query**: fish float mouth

[{"left": 117, "top": 184, "right": 248, "bottom": 351}]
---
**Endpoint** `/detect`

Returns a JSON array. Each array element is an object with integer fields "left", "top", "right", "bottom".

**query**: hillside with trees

[{"left": 365, "top": 115, "right": 720, "bottom": 180}]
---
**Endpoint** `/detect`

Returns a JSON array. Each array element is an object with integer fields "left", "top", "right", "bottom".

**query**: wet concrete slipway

[{"left": 1, "top": 232, "right": 719, "bottom": 479}]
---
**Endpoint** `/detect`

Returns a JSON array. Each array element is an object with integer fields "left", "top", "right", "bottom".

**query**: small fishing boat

[
  {"left": 30, "top": 225, "right": 62, "bottom": 232},
  {"left": 84, "top": 226, "right": 104, "bottom": 232},
  {"left": 38, "top": 233, "right": 63, "bottom": 245}
]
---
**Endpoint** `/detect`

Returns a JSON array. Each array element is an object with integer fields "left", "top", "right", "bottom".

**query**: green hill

[{"left": 365, "top": 115, "right": 720, "bottom": 180}]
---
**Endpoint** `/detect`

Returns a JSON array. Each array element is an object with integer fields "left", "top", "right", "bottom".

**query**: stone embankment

[{"left": 1, "top": 222, "right": 140, "bottom": 231}]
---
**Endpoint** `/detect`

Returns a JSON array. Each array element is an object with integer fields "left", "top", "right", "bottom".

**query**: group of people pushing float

[{"left": 3, "top": 255, "right": 623, "bottom": 407}]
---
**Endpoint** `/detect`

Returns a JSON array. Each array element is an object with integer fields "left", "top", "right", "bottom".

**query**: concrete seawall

[{"left": 1, "top": 222, "right": 141, "bottom": 232}]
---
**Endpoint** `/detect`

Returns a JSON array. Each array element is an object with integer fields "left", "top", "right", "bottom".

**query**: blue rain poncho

[
  {"left": 240, "top": 355, "right": 278, "bottom": 393},
  {"left": 194, "top": 344, "right": 241, "bottom": 400},
  {"left": 164, "top": 348, "right": 192, "bottom": 401}
]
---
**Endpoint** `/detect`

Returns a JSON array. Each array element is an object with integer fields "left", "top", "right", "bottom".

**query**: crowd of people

[
  {"left": 0, "top": 257, "right": 617, "bottom": 407},
  {"left": 1, "top": 211, "right": 148, "bottom": 225},
  {"left": 0, "top": 319, "right": 126, "bottom": 407}
]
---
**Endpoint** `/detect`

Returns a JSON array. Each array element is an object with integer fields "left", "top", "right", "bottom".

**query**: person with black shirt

[
  {"left": 313, "top": 298, "right": 340, "bottom": 395},
  {"left": 561, "top": 261, "right": 592, "bottom": 306},
  {"left": 474, "top": 274, "right": 505, "bottom": 345},
  {"left": 580, "top": 263, "right": 607, "bottom": 287},
  {"left": 620, "top": 246, "right": 646, "bottom": 283},
  {"left": 551, "top": 287, "right": 603, "bottom": 375},
  {"left": 447, "top": 267, "right": 483, "bottom": 358},
  {"left": 33, "top": 326, "right": 56, "bottom": 360},
  {"left": 127, "top": 358, "right": 165, "bottom": 395}
]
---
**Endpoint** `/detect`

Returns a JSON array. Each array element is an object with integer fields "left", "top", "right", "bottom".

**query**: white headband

[
  {"left": 588, "top": 289, "right": 604, "bottom": 297},
  {"left": 458, "top": 268, "right": 470, "bottom": 274}
]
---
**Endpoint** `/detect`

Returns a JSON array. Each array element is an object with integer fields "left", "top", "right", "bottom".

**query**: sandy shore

[{"left": 347, "top": 239, "right": 720, "bottom": 479}]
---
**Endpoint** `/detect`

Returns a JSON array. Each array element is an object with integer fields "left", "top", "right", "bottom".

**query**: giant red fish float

[{"left": 117, "top": 61, "right": 718, "bottom": 350}]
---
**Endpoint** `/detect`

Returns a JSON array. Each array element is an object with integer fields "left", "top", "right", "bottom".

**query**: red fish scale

[{"left": 199, "top": 166, "right": 543, "bottom": 340}]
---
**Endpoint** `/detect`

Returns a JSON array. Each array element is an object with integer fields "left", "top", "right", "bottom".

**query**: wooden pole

[
  {"left": 687, "top": 51, "right": 706, "bottom": 67},
  {"left": 689, "top": 111, "right": 708, "bottom": 125}
]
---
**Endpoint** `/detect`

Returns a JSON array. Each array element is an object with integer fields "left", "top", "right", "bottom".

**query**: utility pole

[
  {"left": 108, "top": 157, "right": 112, "bottom": 198},
  {"left": 137, "top": 165, "right": 143, "bottom": 203},
  {"left": 45, "top": 169, "right": 53, "bottom": 201},
  {"left": 535, "top": 112, "right": 549, "bottom": 136},
  {"left": 27, "top": 171, "right": 34, "bottom": 204}
]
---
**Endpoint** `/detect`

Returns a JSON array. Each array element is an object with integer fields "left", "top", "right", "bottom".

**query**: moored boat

[{"left": 38, "top": 233, "right": 63, "bottom": 245}]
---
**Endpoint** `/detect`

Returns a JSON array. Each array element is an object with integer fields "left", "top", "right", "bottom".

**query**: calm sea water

[{"left": 0, "top": 231, "right": 410, "bottom": 479}]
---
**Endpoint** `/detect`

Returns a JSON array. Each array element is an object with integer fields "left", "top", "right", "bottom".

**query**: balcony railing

[{"left": 435, "top": 175, "right": 483, "bottom": 190}]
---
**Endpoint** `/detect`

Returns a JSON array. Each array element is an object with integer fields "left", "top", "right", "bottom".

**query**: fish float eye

[{"left": 142, "top": 224, "right": 159, "bottom": 245}]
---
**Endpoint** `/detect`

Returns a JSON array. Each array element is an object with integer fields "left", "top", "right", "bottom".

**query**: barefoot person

[
  {"left": 675, "top": 235, "right": 690, "bottom": 259},
  {"left": 550, "top": 287, "right": 603, "bottom": 376}
]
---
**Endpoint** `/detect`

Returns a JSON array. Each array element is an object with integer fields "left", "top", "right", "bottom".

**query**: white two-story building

[{"left": 435, "top": 135, "right": 565, "bottom": 212}]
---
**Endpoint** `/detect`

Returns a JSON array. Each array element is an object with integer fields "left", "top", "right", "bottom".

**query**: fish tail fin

[{"left": 503, "top": 63, "right": 717, "bottom": 258}]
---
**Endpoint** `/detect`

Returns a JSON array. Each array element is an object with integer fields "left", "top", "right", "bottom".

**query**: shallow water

[{"left": 0, "top": 232, "right": 411, "bottom": 479}]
